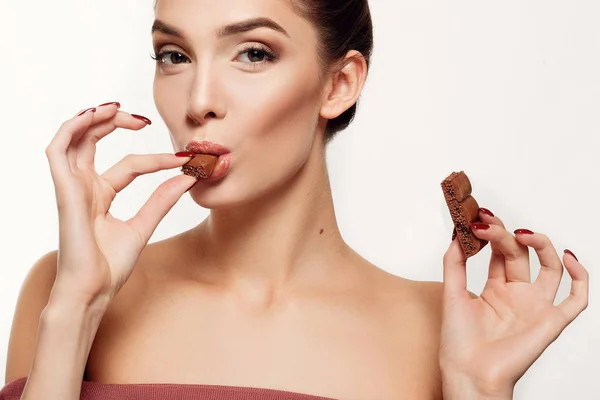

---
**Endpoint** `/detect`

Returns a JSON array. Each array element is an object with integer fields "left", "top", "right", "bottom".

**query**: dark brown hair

[{"left": 288, "top": 0, "right": 373, "bottom": 143}]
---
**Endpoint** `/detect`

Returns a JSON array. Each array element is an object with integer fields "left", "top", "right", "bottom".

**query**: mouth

[
  {"left": 182, "top": 140, "right": 233, "bottom": 183},
  {"left": 184, "top": 140, "right": 231, "bottom": 156}
]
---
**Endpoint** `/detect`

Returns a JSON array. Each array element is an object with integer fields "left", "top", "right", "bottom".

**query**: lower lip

[{"left": 197, "top": 153, "right": 231, "bottom": 183}]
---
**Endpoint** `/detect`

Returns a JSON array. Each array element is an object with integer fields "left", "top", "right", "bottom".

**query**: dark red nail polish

[
  {"left": 452, "top": 228, "right": 457, "bottom": 241},
  {"left": 564, "top": 249, "right": 579, "bottom": 262},
  {"left": 99, "top": 101, "right": 121, "bottom": 108},
  {"left": 175, "top": 151, "right": 195, "bottom": 157},
  {"left": 479, "top": 208, "right": 495, "bottom": 217},
  {"left": 471, "top": 223, "right": 490, "bottom": 230},
  {"left": 77, "top": 107, "right": 96, "bottom": 116},
  {"left": 514, "top": 229, "right": 534, "bottom": 235},
  {"left": 131, "top": 114, "right": 152, "bottom": 125}
]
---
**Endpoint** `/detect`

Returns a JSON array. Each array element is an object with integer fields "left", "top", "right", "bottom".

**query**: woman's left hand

[{"left": 439, "top": 209, "right": 589, "bottom": 399}]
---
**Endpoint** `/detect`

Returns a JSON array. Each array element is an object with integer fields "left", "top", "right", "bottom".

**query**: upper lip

[{"left": 184, "top": 141, "right": 231, "bottom": 156}]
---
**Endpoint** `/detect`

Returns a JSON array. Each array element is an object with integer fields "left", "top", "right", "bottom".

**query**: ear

[{"left": 320, "top": 50, "right": 368, "bottom": 120}]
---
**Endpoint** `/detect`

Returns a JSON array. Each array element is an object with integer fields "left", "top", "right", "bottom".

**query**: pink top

[{"left": 0, "top": 378, "right": 337, "bottom": 400}]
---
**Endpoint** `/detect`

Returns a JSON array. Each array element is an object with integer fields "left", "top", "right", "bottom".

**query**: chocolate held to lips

[{"left": 181, "top": 154, "right": 219, "bottom": 179}]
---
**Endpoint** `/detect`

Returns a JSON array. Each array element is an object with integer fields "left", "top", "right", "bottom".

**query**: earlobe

[{"left": 320, "top": 50, "right": 367, "bottom": 120}]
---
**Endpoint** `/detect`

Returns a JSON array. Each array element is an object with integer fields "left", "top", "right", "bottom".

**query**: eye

[
  {"left": 235, "top": 45, "right": 276, "bottom": 65},
  {"left": 150, "top": 50, "right": 190, "bottom": 66}
]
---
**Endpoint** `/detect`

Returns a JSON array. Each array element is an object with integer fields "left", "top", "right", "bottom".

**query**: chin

[
  {"left": 187, "top": 173, "right": 290, "bottom": 210},
  {"left": 187, "top": 181, "right": 253, "bottom": 210},
  {"left": 188, "top": 185, "right": 233, "bottom": 210}
]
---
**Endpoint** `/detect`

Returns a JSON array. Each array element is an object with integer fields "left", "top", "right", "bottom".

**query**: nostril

[{"left": 187, "top": 111, "right": 217, "bottom": 126}]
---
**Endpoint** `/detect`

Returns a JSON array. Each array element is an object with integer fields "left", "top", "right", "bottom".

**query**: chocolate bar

[
  {"left": 441, "top": 171, "right": 488, "bottom": 257},
  {"left": 181, "top": 154, "right": 218, "bottom": 179}
]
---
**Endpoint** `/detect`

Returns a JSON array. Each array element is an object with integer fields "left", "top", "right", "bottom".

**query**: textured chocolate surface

[
  {"left": 181, "top": 154, "right": 219, "bottom": 179},
  {"left": 441, "top": 171, "right": 488, "bottom": 257}
]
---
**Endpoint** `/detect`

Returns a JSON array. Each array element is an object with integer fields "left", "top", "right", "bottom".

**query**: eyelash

[{"left": 150, "top": 44, "right": 277, "bottom": 70}]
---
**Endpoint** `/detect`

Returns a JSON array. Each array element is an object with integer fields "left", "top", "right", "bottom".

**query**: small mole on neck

[{"left": 319, "top": 229, "right": 324, "bottom": 235}]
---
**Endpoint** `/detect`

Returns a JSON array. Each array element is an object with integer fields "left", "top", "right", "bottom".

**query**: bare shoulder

[
  {"left": 366, "top": 264, "right": 478, "bottom": 317},
  {"left": 5, "top": 250, "right": 59, "bottom": 384},
  {"left": 370, "top": 268, "right": 445, "bottom": 332},
  {"left": 408, "top": 279, "right": 446, "bottom": 317},
  {"left": 3, "top": 234, "right": 183, "bottom": 385},
  {"left": 366, "top": 269, "right": 479, "bottom": 340},
  {"left": 351, "top": 265, "right": 445, "bottom": 399}
]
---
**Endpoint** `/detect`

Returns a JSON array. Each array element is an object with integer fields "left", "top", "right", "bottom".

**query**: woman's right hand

[{"left": 45, "top": 103, "right": 197, "bottom": 309}]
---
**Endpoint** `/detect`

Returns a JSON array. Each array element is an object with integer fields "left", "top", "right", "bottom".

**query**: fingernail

[
  {"left": 131, "top": 114, "right": 152, "bottom": 125},
  {"left": 514, "top": 229, "right": 534, "bottom": 235},
  {"left": 479, "top": 208, "right": 495, "bottom": 217},
  {"left": 77, "top": 107, "right": 96, "bottom": 116},
  {"left": 99, "top": 101, "right": 121, "bottom": 108},
  {"left": 452, "top": 228, "right": 457, "bottom": 241},
  {"left": 564, "top": 249, "right": 579, "bottom": 262},
  {"left": 471, "top": 223, "right": 490, "bottom": 230},
  {"left": 175, "top": 151, "right": 195, "bottom": 157}
]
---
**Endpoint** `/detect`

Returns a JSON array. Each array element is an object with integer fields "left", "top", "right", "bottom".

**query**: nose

[{"left": 186, "top": 66, "right": 226, "bottom": 126}]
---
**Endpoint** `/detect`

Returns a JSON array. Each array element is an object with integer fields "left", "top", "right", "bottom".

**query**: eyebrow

[{"left": 151, "top": 17, "right": 290, "bottom": 39}]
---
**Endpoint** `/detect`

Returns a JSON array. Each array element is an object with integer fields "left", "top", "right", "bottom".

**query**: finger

[
  {"left": 557, "top": 250, "right": 589, "bottom": 324},
  {"left": 513, "top": 231, "right": 565, "bottom": 302},
  {"left": 126, "top": 174, "right": 198, "bottom": 245},
  {"left": 478, "top": 207, "right": 506, "bottom": 229},
  {"left": 67, "top": 106, "right": 127, "bottom": 171},
  {"left": 69, "top": 103, "right": 121, "bottom": 151},
  {"left": 76, "top": 111, "right": 152, "bottom": 168},
  {"left": 45, "top": 108, "right": 98, "bottom": 191},
  {"left": 487, "top": 246, "right": 507, "bottom": 282},
  {"left": 471, "top": 223, "right": 531, "bottom": 283},
  {"left": 101, "top": 153, "right": 194, "bottom": 194},
  {"left": 442, "top": 235, "right": 470, "bottom": 303},
  {"left": 477, "top": 208, "right": 507, "bottom": 282}
]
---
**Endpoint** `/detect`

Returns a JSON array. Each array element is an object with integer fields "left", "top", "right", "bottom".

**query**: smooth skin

[
  {"left": 4, "top": 0, "right": 589, "bottom": 398},
  {"left": 5, "top": 103, "right": 589, "bottom": 400},
  {"left": 441, "top": 219, "right": 588, "bottom": 398}
]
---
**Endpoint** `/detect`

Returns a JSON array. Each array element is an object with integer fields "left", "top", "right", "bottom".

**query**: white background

[{"left": 0, "top": 0, "right": 598, "bottom": 398}]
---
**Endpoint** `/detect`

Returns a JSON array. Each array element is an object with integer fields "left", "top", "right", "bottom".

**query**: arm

[
  {"left": 5, "top": 251, "right": 109, "bottom": 400},
  {"left": 5, "top": 251, "right": 59, "bottom": 384},
  {"left": 5, "top": 103, "right": 196, "bottom": 399},
  {"left": 22, "top": 295, "right": 107, "bottom": 400}
]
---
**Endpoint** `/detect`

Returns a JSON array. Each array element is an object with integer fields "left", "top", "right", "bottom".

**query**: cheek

[
  {"left": 222, "top": 67, "right": 323, "bottom": 196},
  {"left": 227, "top": 64, "right": 323, "bottom": 143},
  {"left": 153, "top": 75, "right": 189, "bottom": 134},
  {"left": 153, "top": 77, "right": 167, "bottom": 119}
]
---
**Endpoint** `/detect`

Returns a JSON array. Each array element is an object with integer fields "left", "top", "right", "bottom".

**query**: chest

[{"left": 85, "top": 283, "right": 441, "bottom": 399}]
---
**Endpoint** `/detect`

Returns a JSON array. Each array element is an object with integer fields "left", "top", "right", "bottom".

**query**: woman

[{"left": 1, "top": 0, "right": 589, "bottom": 399}]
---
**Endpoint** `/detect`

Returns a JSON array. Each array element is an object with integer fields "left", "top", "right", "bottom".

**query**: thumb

[
  {"left": 443, "top": 230, "right": 469, "bottom": 302},
  {"left": 127, "top": 174, "right": 197, "bottom": 244}
]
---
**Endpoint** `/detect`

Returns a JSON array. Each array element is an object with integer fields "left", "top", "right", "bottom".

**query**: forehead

[{"left": 155, "top": 0, "right": 311, "bottom": 40}]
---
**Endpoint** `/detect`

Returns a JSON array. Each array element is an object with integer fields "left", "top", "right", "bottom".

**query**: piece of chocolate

[
  {"left": 441, "top": 171, "right": 488, "bottom": 257},
  {"left": 181, "top": 154, "right": 218, "bottom": 179}
]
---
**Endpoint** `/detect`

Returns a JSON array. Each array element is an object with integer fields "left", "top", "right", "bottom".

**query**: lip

[
  {"left": 198, "top": 152, "right": 232, "bottom": 183},
  {"left": 182, "top": 141, "right": 232, "bottom": 184},
  {"left": 184, "top": 140, "right": 231, "bottom": 156}
]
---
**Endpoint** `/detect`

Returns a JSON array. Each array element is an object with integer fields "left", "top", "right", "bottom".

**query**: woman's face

[{"left": 153, "top": 0, "right": 327, "bottom": 208}]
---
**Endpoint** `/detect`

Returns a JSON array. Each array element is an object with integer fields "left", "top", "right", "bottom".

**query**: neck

[{"left": 184, "top": 137, "right": 350, "bottom": 293}]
